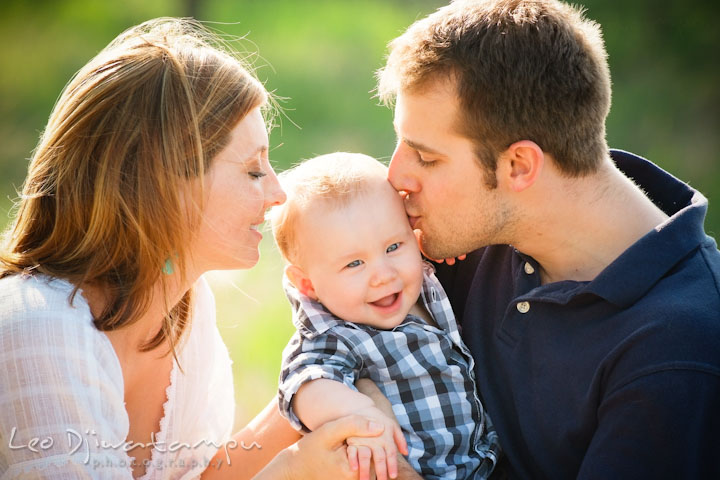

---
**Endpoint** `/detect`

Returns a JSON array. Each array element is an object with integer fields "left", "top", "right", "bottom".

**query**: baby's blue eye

[
  {"left": 346, "top": 259, "right": 363, "bottom": 268},
  {"left": 387, "top": 243, "right": 400, "bottom": 253}
]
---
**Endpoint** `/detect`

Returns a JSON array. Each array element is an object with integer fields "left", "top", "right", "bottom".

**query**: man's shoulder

[
  {"left": 635, "top": 238, "right": 720, "bottom": 320},
  {"left": 606, "top": 242, "right": 720, "bottom": 383},
  {"left": 698, "top": 237, "right": 720, "bottom": 293}
]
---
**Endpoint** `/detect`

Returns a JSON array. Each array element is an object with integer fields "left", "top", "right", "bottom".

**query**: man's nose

[{"left": 388, "top": 142, "right": 420, "bottom": 194}]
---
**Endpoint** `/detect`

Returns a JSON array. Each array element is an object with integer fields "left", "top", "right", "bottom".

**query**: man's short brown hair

[{"left": 378, "top": 0, "right": 611, "bottom": 186}]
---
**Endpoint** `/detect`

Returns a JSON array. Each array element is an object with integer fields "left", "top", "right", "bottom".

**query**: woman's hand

[
  {"left": 350, "top": 380, "right": 410, "bottom": 480},
  {"left": 255, "top": 415, "right": 384, "bottom": 480},
  {"left": 345, "top": 406, "right": 408, "bottom": 480}
]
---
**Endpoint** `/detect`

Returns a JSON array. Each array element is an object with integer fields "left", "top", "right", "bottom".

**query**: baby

[{"left": 270, "top": 153, "right": 500, "bottom": 480}]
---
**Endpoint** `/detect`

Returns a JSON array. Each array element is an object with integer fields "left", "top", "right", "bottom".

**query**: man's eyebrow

[
  {"left": 392, "top": 122, "right": 443, "bottom": 154},
  {"left": 402, "top": 138, "right": 442, "bottom": 155}
]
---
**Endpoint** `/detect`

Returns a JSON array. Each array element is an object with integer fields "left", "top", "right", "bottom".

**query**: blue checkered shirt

[{"left": 278, "top": 263, "right": 501, "bottom": 479}]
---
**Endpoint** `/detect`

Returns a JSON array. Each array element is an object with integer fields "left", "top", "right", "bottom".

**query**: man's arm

[{"left": 578, "top": 369, "right": 720, "bottom": 478}]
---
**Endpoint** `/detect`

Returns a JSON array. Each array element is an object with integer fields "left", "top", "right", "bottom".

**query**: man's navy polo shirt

[{"left": 435, "top": 150, "right": 720, "bottom": 479}]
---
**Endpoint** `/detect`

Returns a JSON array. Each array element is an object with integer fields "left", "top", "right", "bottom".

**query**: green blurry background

[{"left": 1, "top": 0, "right": 718, "bottom": 431}]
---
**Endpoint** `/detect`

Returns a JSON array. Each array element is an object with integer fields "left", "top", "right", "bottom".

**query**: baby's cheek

[{"left": 408, "top": 257, "right": 425, "bottom": 283}]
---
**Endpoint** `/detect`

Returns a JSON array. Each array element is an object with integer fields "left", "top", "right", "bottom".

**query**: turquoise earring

[{"left": 162, "top": 257, "right": 174, "bottom": 275}]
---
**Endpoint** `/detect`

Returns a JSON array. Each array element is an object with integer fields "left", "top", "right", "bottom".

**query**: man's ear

[
  {"left": 285, "top": 264, "right": 318, "bottom": 300},
  {"left": 500, "top": 140, "right": 544, "bottom": 192}
]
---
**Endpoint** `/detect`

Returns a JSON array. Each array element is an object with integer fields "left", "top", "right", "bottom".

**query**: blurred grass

[
  {"left": 1, "top": 0, "right": 718, "bottom": 430},
  {"left": 206, "top": 237, "right": 291, "bottom": 431}
]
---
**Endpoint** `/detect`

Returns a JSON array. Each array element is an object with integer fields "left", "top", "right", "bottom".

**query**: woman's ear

[
  {"left": 285, "top": 264, "right": 318, "bottom": 300},
  {"left": 500, "top": 140, "right": 545, "bottom": 192}
]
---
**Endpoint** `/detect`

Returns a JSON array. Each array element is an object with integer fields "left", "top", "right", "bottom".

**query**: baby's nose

[{"left": 370, "top": 262, "right": 397, "bottom": 286}]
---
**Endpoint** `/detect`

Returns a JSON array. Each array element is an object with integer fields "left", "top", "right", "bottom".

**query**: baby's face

[{"left": 297, "top": 181, "right": 424, "bottom": 329}]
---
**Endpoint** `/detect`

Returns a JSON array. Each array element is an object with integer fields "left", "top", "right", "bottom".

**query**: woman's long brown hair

[{"left": 0, "top": 18, "right": 267, "bottom": 353}]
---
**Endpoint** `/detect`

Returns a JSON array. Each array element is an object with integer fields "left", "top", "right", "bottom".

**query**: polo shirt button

[
  {"left": 517, "top": 301, "right": 530, "bottom": 314},
  {"left": 524, "top": 262, "right": 535, "bottom": 275}
]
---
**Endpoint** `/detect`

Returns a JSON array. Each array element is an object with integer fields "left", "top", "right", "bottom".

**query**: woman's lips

[
  {"left": 250, "top": 217, "right": 265, "bottom": 231},
  {"left": 408, "top": 216, "right": 419, "bottom": 229}
]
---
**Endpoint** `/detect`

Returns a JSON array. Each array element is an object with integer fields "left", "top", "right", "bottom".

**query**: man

[{"left": 378, "top": 0, "right": 720, "bottom": 478}]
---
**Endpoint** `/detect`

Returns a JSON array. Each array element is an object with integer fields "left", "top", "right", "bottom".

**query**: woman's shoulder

[
  {"left": 0, "top": 274, "right": 130, "bottom": 476},
  {"left": 0, "top": 273, "right": 97, "bottom": 334},
  {"left": 0, "top": 273, "right": 116, "bottom": 362},
  {"left": 0, "top": 272, "right": 89, "bottom": 317}
]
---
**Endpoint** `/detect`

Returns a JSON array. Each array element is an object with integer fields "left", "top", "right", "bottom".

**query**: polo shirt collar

[{"left": 584, "top": 150, "right": 712, "bottom": 307}]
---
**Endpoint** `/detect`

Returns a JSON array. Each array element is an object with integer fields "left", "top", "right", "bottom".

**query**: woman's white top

[{"left": 0, "top": 274, "right": 235, "bottom": 479}]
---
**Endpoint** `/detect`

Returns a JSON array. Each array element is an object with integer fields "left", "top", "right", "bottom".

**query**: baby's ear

[{"left": 285, "top": 264, "right": 318, "bottom": 300}]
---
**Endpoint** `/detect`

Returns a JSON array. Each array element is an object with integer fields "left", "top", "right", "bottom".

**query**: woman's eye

[
  {"left": 248, "top": 171, "right": 267, "bottom": 179},
  {"left": 346, "top": 259, "right": 363, "bottom": 268},
  {"left": 387, "top": 243, "right": 400, "bottom": 253}
]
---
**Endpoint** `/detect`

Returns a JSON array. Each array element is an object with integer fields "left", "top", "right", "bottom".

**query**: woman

[{"left": 0, "top": 18, "right": 383, "bottom": 479}]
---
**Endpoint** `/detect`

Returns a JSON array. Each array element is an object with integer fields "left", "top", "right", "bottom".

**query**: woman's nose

[{"left": 265, "top": 170, "right": 287, "bottom": 207}]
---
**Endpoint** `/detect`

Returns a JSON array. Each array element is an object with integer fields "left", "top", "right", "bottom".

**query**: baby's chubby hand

[{"left": 345, "top": 406, "right": 408, "bottom": 480}]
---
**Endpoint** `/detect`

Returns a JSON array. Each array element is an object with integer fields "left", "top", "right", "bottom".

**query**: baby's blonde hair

[{"left": 270, "top": 152, "right": 388, "bottom": 265}]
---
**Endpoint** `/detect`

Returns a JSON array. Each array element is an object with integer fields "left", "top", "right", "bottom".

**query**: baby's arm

[
  {"left": 294, "top": 378, "right": 408, "bottom": 480},
  {"left": 293, "top": 378, "right": 375, "bottom": 430},
  {"left": 279, "top": 283, "right": 409, "bottom": 480}
]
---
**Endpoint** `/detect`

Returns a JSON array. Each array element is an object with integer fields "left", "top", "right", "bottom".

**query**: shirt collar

[
  {"left": 282, "top": 275, "right": 340, "bottom": 338},
  {"left": 584, "top": 149, "right": 712, "bottom": 307}
]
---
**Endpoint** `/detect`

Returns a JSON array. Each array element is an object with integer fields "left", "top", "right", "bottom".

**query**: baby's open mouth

[{"left": 370, "top": 292, "right": 400, "bottom": 308}]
